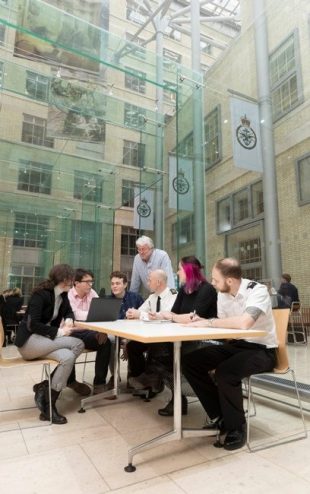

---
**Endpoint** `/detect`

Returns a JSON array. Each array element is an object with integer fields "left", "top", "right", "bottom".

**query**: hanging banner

[
  {"left": 230, "top": 96, "right": 263, "bottom": 172},
  {"left": 133, "top": 187, "right": 154, "bottom": 231},
  {"left": 168, "top": 155, "right": 193, "bottom": 211}
]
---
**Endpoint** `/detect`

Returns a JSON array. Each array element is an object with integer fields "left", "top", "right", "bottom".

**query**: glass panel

[
  {"left": 298, "top": 155, "right": 310, "bottom": 203},
  {"left": 217, "top": 197, "right": 231, "bottom": 233},
  {"left": 233, "top": 189, "right": 250, "bottom": 224},
  {"left": 252, "top": 181, "right": 264, "bottom": 216}
]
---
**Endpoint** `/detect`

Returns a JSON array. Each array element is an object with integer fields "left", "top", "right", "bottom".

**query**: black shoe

[
  {"left": 158, "top": 396, "right": 188, "bottom": 417},
  {"left": 40, "top": 389, "right": 67, "bottom": 425},
  {"left": 223, "top": 426, "right": 246, "bottom": 451},
  {"left": 203, "top": 416, "right": 226, "bottom": 433},
  {"left": 33, "top": 380, "right": 48, "bottom": 413}
]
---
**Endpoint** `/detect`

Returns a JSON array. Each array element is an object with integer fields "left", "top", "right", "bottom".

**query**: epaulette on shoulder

[
  {"left": 247, "top": 281, "right": 258, "bottom": 289},
  {"left": 170, "top": 288, "right": 177, "bottom": 294}
]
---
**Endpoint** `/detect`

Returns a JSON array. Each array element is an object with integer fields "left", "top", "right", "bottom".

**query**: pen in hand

[{"left": 190, "top": 310, "right": 196, "bottom": 321}]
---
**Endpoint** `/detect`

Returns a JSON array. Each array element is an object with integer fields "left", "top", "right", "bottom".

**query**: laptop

[{"left": 85, "top": 297, "right": 122, "bottom": 322}]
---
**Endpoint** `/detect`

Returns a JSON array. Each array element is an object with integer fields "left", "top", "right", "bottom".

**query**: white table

[{"left": 77, "top": 320, "right": 266, "bottom": 471}]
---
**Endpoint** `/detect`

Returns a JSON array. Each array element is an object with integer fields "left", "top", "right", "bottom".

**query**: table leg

[
  {"left": 78, "top": 336, "right": 121, "bottom": 412},
  {"left": 124, "top": 340, "right": 218, "bottom": 472}
]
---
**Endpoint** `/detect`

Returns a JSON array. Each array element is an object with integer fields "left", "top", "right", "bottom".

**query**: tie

[{"left": 156, "top": 296, "right": 161, "bottom": 312}]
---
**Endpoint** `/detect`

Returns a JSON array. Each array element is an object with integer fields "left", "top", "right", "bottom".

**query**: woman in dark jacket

[
  {"left": 15, "top": 264, "right": 85, "bottom": 425},
  {"left": 155, "top": 256, "right": 217, "bottom": 416}
]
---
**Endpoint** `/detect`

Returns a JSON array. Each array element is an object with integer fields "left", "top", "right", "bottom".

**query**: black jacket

[{"left": 15, "top": 288, "right": 74, "bottom": 348}]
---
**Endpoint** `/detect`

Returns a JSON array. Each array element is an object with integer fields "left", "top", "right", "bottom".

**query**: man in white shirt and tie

[{"left": 126, "top": 269, "right": 177, "bottom": 391}]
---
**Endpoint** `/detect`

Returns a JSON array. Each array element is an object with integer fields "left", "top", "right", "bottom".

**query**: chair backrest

[
  {"left": 272, "top": 308, "right": 290, "bottom": 372},
  {"left": 0, "top": 317, "right": 5, "bottom": 350}
]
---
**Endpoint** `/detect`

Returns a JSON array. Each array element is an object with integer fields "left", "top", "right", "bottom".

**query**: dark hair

[
  {"left": 214, "top": 258, "right": 242, "bottom": 280},
  {"left": 34, "top": 264, "right": 74, "bottom": 292},
  {"left": 181, "top": 256, "right": 206, "bottom": 293},
  {"left": 74, "top": 268, "right": 94, "bottom": 283},
  {"left": 110, "top": 271, "right": 128, "bottom": 284},
  {"left": 281, "top": 273, "right": 291, "bottom": 283}
]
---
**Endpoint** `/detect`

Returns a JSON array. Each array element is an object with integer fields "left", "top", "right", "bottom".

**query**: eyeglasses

[{"left": 80, "top": 280, "right": 94, "bottom": 285}]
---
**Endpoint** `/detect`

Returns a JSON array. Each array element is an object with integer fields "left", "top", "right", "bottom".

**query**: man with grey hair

[
  {"left": 126, "top": 269, "right": 177, "bottom": 392},
  {"left": 129, "top": 236, "right": 175, "bottom": 294}
]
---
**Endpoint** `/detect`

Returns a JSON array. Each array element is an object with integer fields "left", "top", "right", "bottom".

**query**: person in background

[
  {"left": 129, "top": 236, "right": 175, "bottom": 295},
  {"left": 155, "top": 256, "right": 217, "bottom": 417},
  {"left": 68, "top": 268, "right": 111, "bottom": 394},
  {"left": 182, "top": 258, "right": 278, "bottom": 451},
  {"left": 1, "top": 287, "right": 24, "bottom": 345},
  {"left": 278, "top": 273, "right": 299, "bottom": 308},
  {"left": 15, "top": 264, "right": 86, "bottom": 425}
]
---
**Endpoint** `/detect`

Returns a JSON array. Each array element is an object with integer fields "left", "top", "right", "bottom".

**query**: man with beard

[{"left": 182, "top": 258, "right": 278, "bottom": 451}]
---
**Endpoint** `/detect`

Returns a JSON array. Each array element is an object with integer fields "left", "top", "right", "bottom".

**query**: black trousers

[
  {"left": 127, "top": 340, "right": 169, "bottom": 377},
  {"left": 182, "top": 340, "right": 276, "bottom": 430},
  {"left": 68, "top": 330, "right": 111, "bottom": 385}
]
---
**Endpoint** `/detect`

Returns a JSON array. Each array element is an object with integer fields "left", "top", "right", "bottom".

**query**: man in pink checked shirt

[{"left": 68, "top": 268, "right": 111, "bottom": 394}]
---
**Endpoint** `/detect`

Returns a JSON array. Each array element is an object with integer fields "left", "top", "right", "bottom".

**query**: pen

[{"left": 190, "top": 310, "right": 196, "bottom": 320}]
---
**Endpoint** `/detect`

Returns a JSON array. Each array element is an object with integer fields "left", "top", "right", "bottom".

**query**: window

[
  {"left": 126, "top": 1, "right": 147, "bottom": 24},
  {"left": 13, "top": 213, "right": 49, "bottom": 248},
  {"left": 18, "top": 160, "right": 52, "bottom": 195},
  {"left": 121, "top": 226, "right": 139, "bottom": 256},
  {"left": 216, "top": 181, "right": 263, "bottom": 233},
  {"left": 0, "top": 24, "right": 5, "bottom": 46},
  {"left": 163, "top": 80, "right": 177, "bottom": 104},
  {"left": 74, "top": 171, "right": 102, "bottom": 202},
  {"left": 204, "top": 106, "right": 221, "bottom": 168},
  {"left": 233, "top": 188, "right": 250, "bottom": 224},
  {"left": 125, "top": 67, "right": 146, "bottom": 94},
  {"left": 25, "top": 71, "right": 49, "bottom": 101},
  {"left": 122, "top": 179, "right": 137, "bottom": 207},
  {"left": 172, "top": 215, "right": 195, "bottom": 249},
  {"left": 270, "top": 32, "right": 302, "bottom": 121},
  {"left": 163, "top": 48, "right": 182, "bottom": 65},
  {"left": 9, "top": 265, "right": 43, "bottom": 304},
  {"left": 217, "top": 197, "right": 231, "bottom": 233},
  {"left": 296, "top": 154, "right": 310, "bottom": 204},
  {"left": 252, "top": 181, "right": 264, "bottom": 216},
  {"left": 239, "top": 238, "right": 261, "bottom": 264},
  {"left": 177, "top": 132, "right": 194, "bottom": 159},
  {"left": 126, "top": 33, "right": 146, "bottom": 59},
  {"left": 22, "top": 114, "right": 54, "bottom": 148},
  {"left": 124, "top": 103, "right": 146, "bottom": 129},
  {"left": 123, "top": 140, "right": 145, "bottom": 167},
  {"left": 0, "top": 61, "right": 3, "bottom": 88}
]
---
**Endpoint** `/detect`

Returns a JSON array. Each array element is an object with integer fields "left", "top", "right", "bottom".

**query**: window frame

[
  {"left": 13, "top": 212, "right": 49, "bottom": 249},
  {"left": 17, "top": 160, "right": 52, "bottom": 195},
  {"left": 296, "top": 152, "right": 310, "bottom": 206},
  {"left": 25, "top": 70, "right": 49, "bottom": 102},
  {"left": 204, "top": 105, "right": 222, "bottom": 169},
  {"left": 125, "top": 66, "right": 146, "bottom": 94},
  {"left": 73, "top": 171, "right": 102, "bottom": 202},
  {"left": 21, "top": 113, "right": 54, "bottom": 148},
  {"left": 123, "top": 139, "right": 145, "bottom": 168},
  {"left": 269, "top": 29, "right": 303, "bottom": 122}
]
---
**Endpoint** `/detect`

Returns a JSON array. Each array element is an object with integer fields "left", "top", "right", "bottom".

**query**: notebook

[{"left": 85, "top": 297, "right": 122, "bottom": 322}]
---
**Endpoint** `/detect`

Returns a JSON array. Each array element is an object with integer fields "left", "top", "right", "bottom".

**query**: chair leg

[{"left": 246, "top": 370, "right": 308, "bottom": 452}]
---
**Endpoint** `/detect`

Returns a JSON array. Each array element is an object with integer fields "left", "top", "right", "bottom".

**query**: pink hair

[{"left": 181, "top": 257, "right": 206, "bottom": 293}]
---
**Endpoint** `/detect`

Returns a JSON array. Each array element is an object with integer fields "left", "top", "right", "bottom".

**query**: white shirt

[
  {"left": 138, "top": 286, "right": 177, "bottom": 320},
  {"left": 130, "top": 248, "right": 175, "bottom": 293},
  {"left": 217, "top": 278, "right": 278, "bottom": 348}
]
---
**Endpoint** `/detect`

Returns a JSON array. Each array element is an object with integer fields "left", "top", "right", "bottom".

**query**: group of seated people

[{"left": 12, "top": 237, "right": 278, "bottom": 452}]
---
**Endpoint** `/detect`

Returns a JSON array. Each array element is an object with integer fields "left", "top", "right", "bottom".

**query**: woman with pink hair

[{"left": 155, "top": 256, "right": 218, "bottom": 416}]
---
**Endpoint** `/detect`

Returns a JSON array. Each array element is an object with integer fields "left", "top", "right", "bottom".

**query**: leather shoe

[
  {"left": 158, "top": 395, "right": 188, "bottom": 416},
  {"left": 67, "top": 380, "right": 91, "bottom": 396},
  {"left": 223, "top": 426, "right": 246, "bottom": 451}
]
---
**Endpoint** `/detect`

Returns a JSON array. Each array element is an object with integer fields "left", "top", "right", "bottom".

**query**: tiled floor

[{"left": 0, "top": 344, "right": 310, "bottom": 494}]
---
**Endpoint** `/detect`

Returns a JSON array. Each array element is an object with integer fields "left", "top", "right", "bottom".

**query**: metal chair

[
  {"left": 287, "top": 302, "right": 307, "bottom": 344},
  {"left": 246, "top": 308, "right": 307, "bottom": 452},
  {"left": 0, "top": 317, "right": 58, "bottom": 431}
]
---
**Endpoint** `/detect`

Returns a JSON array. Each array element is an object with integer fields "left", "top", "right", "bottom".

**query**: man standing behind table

[
  {"left": 182, "top": 258, "right": 278, "bottom": 451},
  {"left": 126, "top": 269, "right": 177, "bottom": 392},
  {"left": 68, "top": 268, "right": 111, "bottom": 394},
  {"left": 129, "top": 236, "right": 175, "bottom": 294}
]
